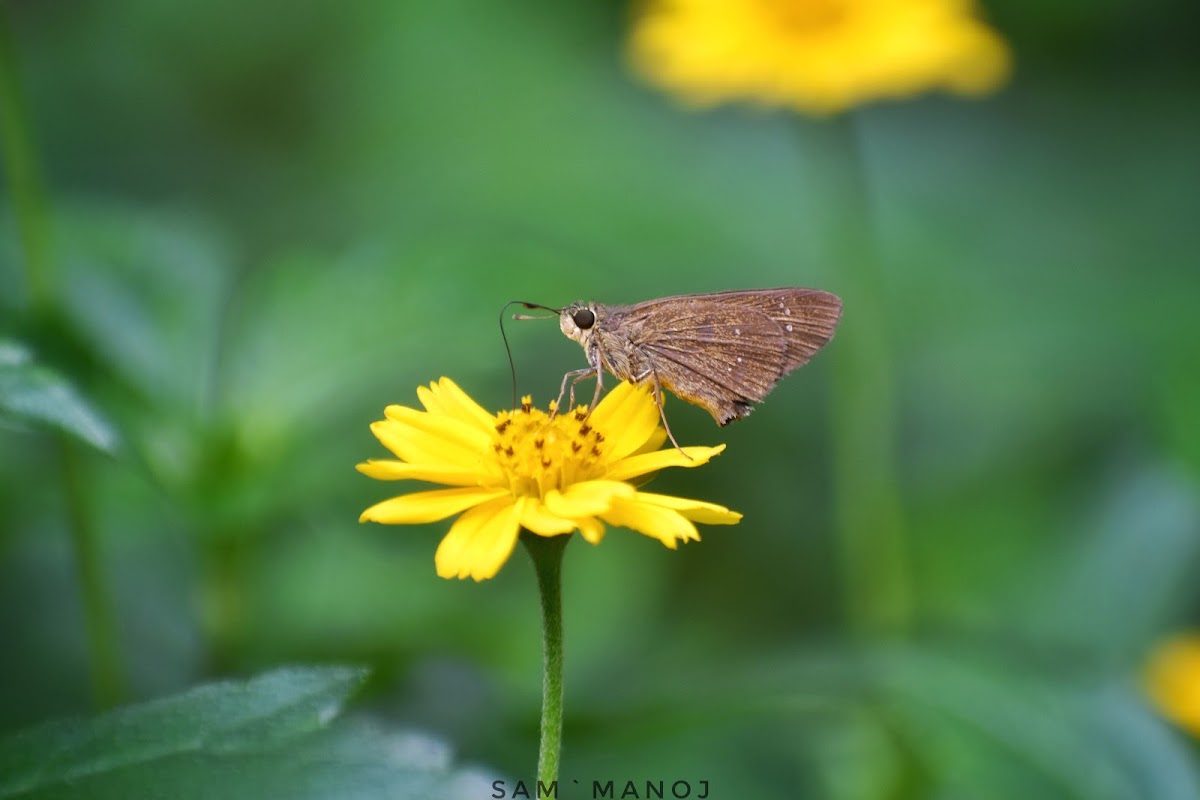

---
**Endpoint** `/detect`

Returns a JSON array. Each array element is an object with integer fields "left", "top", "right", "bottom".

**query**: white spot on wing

[
  {"left": 785, "top": 324, "right": 793, "bottom": 332},
  {"left": 734, "top": 327, "right": 741, "bottom": 335}
]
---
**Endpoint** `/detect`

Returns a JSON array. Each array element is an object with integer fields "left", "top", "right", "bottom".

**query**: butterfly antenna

[{"left": 499, "top": 300, "right": 560, "bottom": 409}]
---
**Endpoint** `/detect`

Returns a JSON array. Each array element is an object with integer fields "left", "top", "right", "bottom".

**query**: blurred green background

[{"left": 2, "top": 0, "right": 1199, "bottom": 797}]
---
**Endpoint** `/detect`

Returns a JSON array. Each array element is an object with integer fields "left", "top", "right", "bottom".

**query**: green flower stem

[
  {"left": 3, "top": 9, "right": 126, "bottom": 705},
  {"left": 521, "top": 530, "right": 569, "bottom": 794},
  {"left": 201, "top": 534, "right": 248, "bottom": 673},
  {"left": 0, "top": 6, "right": 55, "bottom": 309},
  {"left": 801, "top": 115, "right": 912, "bottom": 635},
  {"left": 62, "top": 441, "right": 126, "bottom": 708}
]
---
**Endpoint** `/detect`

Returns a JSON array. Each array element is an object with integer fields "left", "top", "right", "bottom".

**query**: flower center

[
  {"left": 757, "top": 0, "right": 847, "bottom": 33},
  {"left": 488, "top": 399, "right": 607, "bottom": 499}
]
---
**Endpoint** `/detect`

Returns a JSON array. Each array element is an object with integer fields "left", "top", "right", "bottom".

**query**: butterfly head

[{"left": 559, "top": 303, "right": 598, "bottom": 345}]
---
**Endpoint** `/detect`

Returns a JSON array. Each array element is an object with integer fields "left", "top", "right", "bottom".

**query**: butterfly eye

[{"left": 572, "top": 309, "right": 596, "bottom": 330}]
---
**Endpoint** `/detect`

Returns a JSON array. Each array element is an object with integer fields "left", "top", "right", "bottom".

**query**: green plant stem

[
  {"left": 202, "top": 534, "right": 248, "bottom": 673},
  {"left": 0, "top": 5, "right": 55, "bottom": 310},
  {"left": 522, "top": 530, "right": 569, "bottom": 796},
  {"left": 62, "top": 440, "right": 126, "bottom": 708},
  {"left": 801, "top": 114, "right": 912, "bottom": 635},
  {"left": 3, "top": 8, "right": 125, "bottom": 706}
]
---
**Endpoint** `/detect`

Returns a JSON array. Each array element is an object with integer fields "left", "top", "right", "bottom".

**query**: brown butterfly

[{"left": 516, "top": 288, "right": 842, "bottom": 451}]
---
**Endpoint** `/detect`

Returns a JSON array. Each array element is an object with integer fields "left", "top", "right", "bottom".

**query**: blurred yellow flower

[
  {"left": 1144, "top": 633, "right": 1200, "bottom": 736},
  {"left": 629, "top": 0, "right": 1011, "bottom": 115},
  {"left": 358, "top": 378, "right": 741, "bottom": 581}
]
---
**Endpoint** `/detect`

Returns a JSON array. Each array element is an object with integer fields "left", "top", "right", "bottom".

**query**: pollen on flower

[{"left": 489, "top": 404, "right": 607, "bottom": 499}]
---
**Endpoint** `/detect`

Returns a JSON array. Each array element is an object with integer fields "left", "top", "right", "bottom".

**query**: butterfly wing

[
  {"left": 691, "top": 288, "right": 843, "bottom": 372},
  {"left": 607, "top": 288, "right": 842, "bottom": 424}
]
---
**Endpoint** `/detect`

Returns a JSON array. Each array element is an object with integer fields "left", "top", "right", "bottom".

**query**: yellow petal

[
  {"left": 356, "top": 459, "right": 483, "bottom": 487},
  {"left": 544, "top": 479, "right": 637, "bottom": 518},
  {"left": 371, "top": 418, "right": 482, "bottom": 471},
  {"left": 1145, "top": 634, "right": 1200, "bottom": 734},
  {"left": 588, "top": 382, "right": 662, "bottom": 460},
  {"left": 519, "top": 501, "right": 578, "bottom": 536},
  {"left": 360, "top": 486, "right": 508, "bottom": 524},
  {"left": 630, "top": 426, "right": 668, "bottom": 456},
  {"left": 588, "top": 378, "right": 641, "bottom": 421},
  {"left": 435, "top": 495, "right": 521, "bottom": 580},
  {"left": 628, "top": 0, "right": 1010, "bottom": 115},
  {"left": 601, "top": 496, "right": 699, "bottom": 548},
  {"left": 576, "top": 516, "right": 606, "bottom": 544},
  {"left": 417, "top": 377, "right": 496, "bottom": 432},
  {"left": 605, "top": 444, "right": 726, "bottom": 482},
  {"left": 385, "top": 403, "right": 492, "bottom": 453},
  {"left": 634, "top": 491, "right": 742, "bottom": 525}
]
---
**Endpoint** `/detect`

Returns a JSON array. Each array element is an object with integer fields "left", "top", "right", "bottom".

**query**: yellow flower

[
  {"left": 1144, "top": 633, "right": 1200, "bottom": 737},
  {"left": 629, "top": 0, "right": 1011, "bottom": 115},
  {"left": 358, "top": 378, "right": 742, "bottom": 581}
]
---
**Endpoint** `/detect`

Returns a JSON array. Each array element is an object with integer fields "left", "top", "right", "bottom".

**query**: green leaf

[
  {"left": 0, "top": 340, "right": 119, "bottom": 453},
  {"left": 55, "top": 205, "right": 236, "bottom": 414},
  {"left": 0, "top": 666, "right": 487, "bottom": 800},
  {"left": 1018, "top": 461, "right": 1200, "bottom": 661},
  {"left": 812, "top": 645, "right": 1200, "bottom": 800},
  {"left": 608, "top": 643, "right": 1200, "bottom": 800}
]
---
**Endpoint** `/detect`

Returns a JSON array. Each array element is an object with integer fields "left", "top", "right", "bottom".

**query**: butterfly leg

[
  {"left": 649, "top": 373, "right": 692, "bottom": 459},
  {"left": 584, "top": 363, "right": 604, "bottom": 418},
  {"left": 629, "top": 361, "right": 692, "bottom": 460},
  {"left": 569, "top": 341, "right": 605, "bottom": 418},
  {"left": 568, "top": 366, "right": 602, "bottom": 413},
  {"left": 555, "top": 342, "right": 605, "bottom": 418},
  {"left": 553, "top": 367, "right": 594, "bottom": 418}
]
